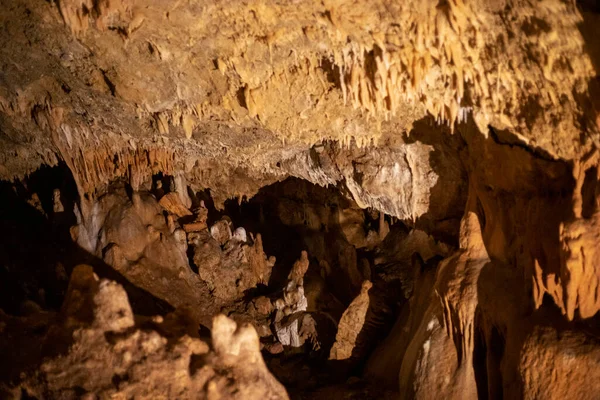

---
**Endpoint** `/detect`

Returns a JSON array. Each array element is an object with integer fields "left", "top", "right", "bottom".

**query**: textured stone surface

[
  {"left": 1, "top": 265, "right": 289, "bottom": 400},
  {"left": 0, "top": 0, "right": 597, "bottom": 199},
  {"left": 1, "top": 1, "right": 600, "bottom": 399},
  {"left": 329, "top": 280, "right": 372, "bottom": 361}
]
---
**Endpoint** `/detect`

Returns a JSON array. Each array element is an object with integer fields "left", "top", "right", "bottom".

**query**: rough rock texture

[
  {"left": 1, "top": 265, "right": 289, "bottom": 399},
  {"left": 72, "top": 186, "right": 218, "bottom": 324},
  {"left": 1, "top": 0, "right": 597, "bottom": 185},
  {"left": 72, "top": 183, "right": 277, "bottom": 320},
  {"left": 2, "top": 0, "right": 600, "bottom": 399},
  {"left": 196, "top": 229, "right": 275, "bottom": 301},
  {"left": 329, "top": 280, "right": 372, "bottom": 361},
  {"left": 556, "top": 212, "right": 600, "bottom": 319},
  {"left": 532, "top": 157, "right": 600, "bottom": 320},
  {"left": 364, "top": 167, "right": 600, "bottom": 399},
  {"left": 518, "top": 326, "right": 600, "bottom": 400},
  {"left": 288, "top": 250, "right": 310, "bottom": 286},
  {"left": 428, "top": 194, "right": 490, "bottom": 399},
  {"left": 364, "top": 198, "right": 488, "bottom": 398},
  {"left": 2, "top": 0, "right": 595, "bottom": 210}
]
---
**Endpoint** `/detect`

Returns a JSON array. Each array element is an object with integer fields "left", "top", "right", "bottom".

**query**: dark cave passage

[
  {"left": 216, "top": 177, "right": 412, "bottom": 391},
  {"left": 0, "top": 166, "right": 175, "bottom": 318},
  {"left": 0, "top": 163, "right": 78, "bottom": 314}
]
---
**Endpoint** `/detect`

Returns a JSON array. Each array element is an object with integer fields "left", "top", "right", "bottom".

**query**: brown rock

[
  {"left": 210, "top": 218, "right": 232, "bottom": 246},
  {"left": 518, "top": 326, "right": 600, "bottom": 400},
  {"left": 5, "top": 269, "right": 288, "bottom": 400},
  {"left": 194, "top": 230, "right": 276, "bottom": 301},
  {"left": 159, "top": 192, "right": 193, "bottom": 218},
  {"left": 288, "top": 251, "right": 309, "bottom": 286},
  {"left": 247, "top": 234, "right": 276, "bottom": 286},
  {"left": 183, "top": 221, "right": 208, "bottom": 233},
  {"left": 254, "top": 296, "right": 273, "bottom": 315},
  {"left": 329, "top": 280, "right": 373, "bottom": 361},
  {"left": 264, "top": 342, "right": 284, "bottom": 355},
  {"left": 1, "top": 2, "right": 600, "bottom": 399}
]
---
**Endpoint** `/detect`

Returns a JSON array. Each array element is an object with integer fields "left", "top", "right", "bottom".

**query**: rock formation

[
  {"left": 273, "top": 252, "right": 311, "bottom": 348},
  {"left": 1, "top": 0, "right": 600, "bottom": 398},
  {"left": 329, "top": 280, "right": 373, "bottom": 361},
  {"left": 0, "top": 265, "right": 289, "bottom": 399}
]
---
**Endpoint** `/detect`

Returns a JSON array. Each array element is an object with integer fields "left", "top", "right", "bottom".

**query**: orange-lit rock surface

[
  {"left": 1, "top": 0, "right": 600, "bottom": 399},
  {"left": 0, "top": 266, "right": 289, "bottom": 399}
]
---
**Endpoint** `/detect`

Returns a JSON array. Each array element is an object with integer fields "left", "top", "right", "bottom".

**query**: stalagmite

[
  {"left": 52, "top": 189, "right": 64, "bottom": 213},
  {"left": 329, "top": 280, "right": 373, "bottom": 361}
]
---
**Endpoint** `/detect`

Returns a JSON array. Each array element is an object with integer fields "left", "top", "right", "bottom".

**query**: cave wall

[{"left": 1, "top": 0, "right": 600, "bottom": 399}]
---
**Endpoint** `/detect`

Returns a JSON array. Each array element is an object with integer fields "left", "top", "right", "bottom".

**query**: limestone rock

[
  {"left": 329, "top": 280, "right": 373, "bottom": 361},
  {"left": 194, "top": 229, "right": 276, "bottom": 301},
  {"left": 1, "top": 1, "right": 600, "bottom": 399},
  {"left": 288, "top": 250, "right": 309, "bottom": 286},
  {"left": 71, "top": 187, "right": 217, "bottom": 326},
  {"left": 254, "top": 296, "right": 273, "bottom": 315},
  {"left": 52, "top": 189, "right": 64, "bottom": 213},
  {"left": 159, "top": 192, "right": 193, "bottom": 218},
  {"left": 518, "top": 326, "right": 600, "bottom": 400},
  {"left": 210, "top": 218, "right": 232, "bottom": 246},
  {"left": 555, "top": 212, "right": 600, "bottom": 319},
  {"left": 247, "top": 234, "right": 276, "bottom": 286},
  {"left": 6, "top": 267, "right": 288, "bottom": 400},
  {"left": 233, "top": 226, "right": 248, "bottom": 243}
]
